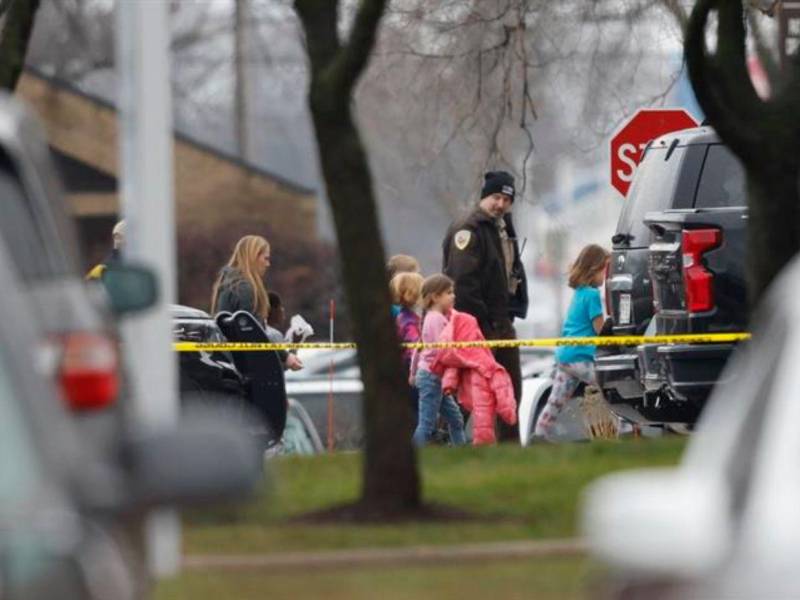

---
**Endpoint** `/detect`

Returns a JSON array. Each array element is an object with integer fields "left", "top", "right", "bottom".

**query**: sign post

[
  {"left": 116, "top": 0, "right": 180, "bottom": 577},
  {"left": 609, "top": 109, "right": 699, "bottom": 197}
]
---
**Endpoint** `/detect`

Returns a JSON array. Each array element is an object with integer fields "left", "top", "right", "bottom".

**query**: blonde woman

[{"left": 211, "top": 235, "right": 302, "bottom": 370}]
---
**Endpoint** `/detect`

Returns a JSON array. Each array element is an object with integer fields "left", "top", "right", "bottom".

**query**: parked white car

[
  {"left": 582, "top": 256, "right": 800, "bottom": 598},
  {"left": 518, "top": 348, "right": 628, "bottom": 445}
]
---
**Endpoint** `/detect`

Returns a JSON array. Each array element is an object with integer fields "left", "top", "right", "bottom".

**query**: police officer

[{"left": 442, "top": 171, "right": 528, "bottom": 441}]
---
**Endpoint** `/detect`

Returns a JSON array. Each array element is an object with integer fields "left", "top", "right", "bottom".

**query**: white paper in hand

[{"left": 285, "top": 314, "right": 314, "bottom": 343}]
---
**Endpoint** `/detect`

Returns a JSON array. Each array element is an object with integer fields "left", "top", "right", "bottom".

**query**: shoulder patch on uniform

[{"left": 454, "top": 229, "right": 472, "bottom": 251}]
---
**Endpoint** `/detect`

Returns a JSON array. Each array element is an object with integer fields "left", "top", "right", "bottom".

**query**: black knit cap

[{"left": 480, "top": 170, "right": 515, "bottom": 202}]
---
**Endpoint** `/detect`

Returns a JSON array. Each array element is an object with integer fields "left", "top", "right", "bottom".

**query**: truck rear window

[
  {"left": 615, "top": 145, "right": 687, "bottom": 248},
  {"left": 694, "top": 145, "right": 746, "bottom": 208}
]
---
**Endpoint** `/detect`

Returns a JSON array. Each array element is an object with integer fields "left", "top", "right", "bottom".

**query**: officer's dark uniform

[{"left": 443, "top": 206, "right": 528, "bottom": 441}]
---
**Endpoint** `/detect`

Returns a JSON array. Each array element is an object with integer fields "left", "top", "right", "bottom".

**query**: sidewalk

[{"left": 184, "top": 538, "right": 586, "bottom": 572}]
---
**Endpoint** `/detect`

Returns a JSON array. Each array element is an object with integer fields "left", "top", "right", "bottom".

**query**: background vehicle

[
  {"left": 605, "top": 128, "right": 709, "bottom": 337},
  {"left": 516, "top": 349, "right": 599, "bottom": 445},
  {"left": 582, "top": 255, "right": 800, "bottom": 599},
  {"left": 285, "top": 370, "right": 364, "bottom": 449},
  {"left": 598, "top": 127, "right": 746, "bottom": 426},
  {"left": 268, "top": 399, "right": 324, "bottom": 456},
  {"left": 598, "top": 127, "right": 709, "bottom": 424},
  {"left": 0, "top": 94, "right": 142, "bottom": 453},
  {"left": 171, "top": 305, "right": 324, "bottom": 452},
  {"left": 0, "top": 233, "right": 259, "bottom": 600},
  {"left": 642, "top": 141, "right": 747, "bottom": 423},
  {"left": 171, "top": 304, "right": 246, "bottom": 409}
]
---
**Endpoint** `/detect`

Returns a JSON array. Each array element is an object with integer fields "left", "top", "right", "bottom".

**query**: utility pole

[
  {"left": 234, "top": 0, "right": 252, "bottom": 162},
  {"left": 545, "top": 227, "right": 567, "bottom": 334},
  {"left": 116, "top": 0, "right": 179, "bottom": 578}
]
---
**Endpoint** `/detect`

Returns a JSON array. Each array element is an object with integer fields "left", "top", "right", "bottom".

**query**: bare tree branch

[
  {"left": 0, "top": 0, "right": 13, "bottom": 20},
  {"left": 0, "top": 0, "right": 41, "bottom": 91},
  {"left": 660, "top": 0, "right": 689, "bottom": 30}
]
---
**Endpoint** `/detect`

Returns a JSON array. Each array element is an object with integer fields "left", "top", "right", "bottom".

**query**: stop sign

[{"left": 610, "top": 108, "right": 699, "bottom": 197}]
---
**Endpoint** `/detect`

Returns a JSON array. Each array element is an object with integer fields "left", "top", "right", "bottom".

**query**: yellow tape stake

[{"left": 173, "top": 332, "right": 751, "bottom": 352}]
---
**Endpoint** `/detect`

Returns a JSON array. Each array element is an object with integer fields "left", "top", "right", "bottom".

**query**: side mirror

[
  {"left": 582, "top": 469, "right": 730, "bottom": 578},
  {"left": 123, "top": 411, "right": 262, "bottom": 508},
  {"left": 102, "top": 264, "right": 158, "bottom": 315},
  {"left": 611, "top": 232, "right": 630, "bottom": 246}
]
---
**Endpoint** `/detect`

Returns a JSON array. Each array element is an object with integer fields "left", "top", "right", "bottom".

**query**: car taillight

[
  {"left": 682, "top": 228, "right": 721, "bottom": 313},
  {"left": 59, "top": 333, "right": 119, "bottom": 412}
]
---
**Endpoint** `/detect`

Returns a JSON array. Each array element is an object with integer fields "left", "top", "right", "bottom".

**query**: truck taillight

[
  {"left": 58, "top": 333, "right": 119, "bottom": 412},
  {"left": 603, "top": 261, "right": 611, "bottom": 320},
  {"left": 682, "top": 228, "right": 721, "bottom": 313}
]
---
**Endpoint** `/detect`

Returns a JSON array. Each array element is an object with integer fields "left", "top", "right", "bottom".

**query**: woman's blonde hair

[
  {"left": 421, "top": 273, "right": 454, "bottom": 310},
  {"left": 210, "top": 235, "right": 271, "bottom": 320},
  {"left": 386, "top": 254, "right": 420, "bottom": 280},
  {"left": 568, "top": 244, "right": 609, "bottom": 289},
  {"left": 391, "top": 272, "right": 424, "bottom": 308}
]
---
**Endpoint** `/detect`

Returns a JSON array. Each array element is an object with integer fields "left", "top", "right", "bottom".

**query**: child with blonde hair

[
  {"left": 534, "top": 244, "right": 610, "bottom": 438},
  {"left": 392, "top": 272, "right": 425, "bottom": 418},
  {"left": 387, "top": 254, "right": 421, "bottom": 318},
  {"left": 392, "top": 272, "right": 425, "bottom": 363}
]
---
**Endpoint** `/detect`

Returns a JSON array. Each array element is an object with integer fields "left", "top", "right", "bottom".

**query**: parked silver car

[
  {"left": 0, "top": 94, "right": 144, "bottom": 455},
  {"left": 0, "top": 229, "right": 260, "bottom": 599}
]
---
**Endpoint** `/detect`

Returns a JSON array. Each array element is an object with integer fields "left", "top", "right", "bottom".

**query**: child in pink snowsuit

[{"left": 431, "top": 309, "right": 517, "bottom": 445}]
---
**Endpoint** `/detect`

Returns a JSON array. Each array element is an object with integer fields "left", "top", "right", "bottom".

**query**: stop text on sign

[{"left": 610, "top": 108, "right": 699, "bottom": 197}]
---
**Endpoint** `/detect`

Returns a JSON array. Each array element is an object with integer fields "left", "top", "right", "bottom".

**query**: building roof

[{"left": 24, "top": 65, "right": 316, "bottom": 196}]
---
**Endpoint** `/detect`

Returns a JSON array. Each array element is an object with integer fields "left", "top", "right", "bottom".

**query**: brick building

[{"left": 16, "top": 67, "right": 318, "bottom": 293}]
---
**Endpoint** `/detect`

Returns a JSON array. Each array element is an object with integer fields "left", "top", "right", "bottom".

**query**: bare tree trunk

[
  {"left": 0, "top": 0, "right": 13, "bottom": 20},
  {"left": 0, "top": 0, "right": 40, "bottom": 91},
  {"left": 685, "top": 0, "right": 800, "bottom": 309},
  {"left": 294, "top": 0, "right": 420, "bottom": 513},
  {"left": 746, "top": 164, "right": 800, "bottom": 303}
]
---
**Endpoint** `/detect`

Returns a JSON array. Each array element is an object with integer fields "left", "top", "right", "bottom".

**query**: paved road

[{"left": 184, "top": 538, "right": 586, "bottom": 572}]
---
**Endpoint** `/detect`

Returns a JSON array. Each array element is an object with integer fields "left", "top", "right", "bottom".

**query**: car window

[
  {"left": 0, "top": 173, "right": 55, "bottom": 281},
  {"left": 694, "top": 144, "right": 746, "bottom": 209},
  {"left": 615, "top": 146, "right": 688, "bottom": 247}
]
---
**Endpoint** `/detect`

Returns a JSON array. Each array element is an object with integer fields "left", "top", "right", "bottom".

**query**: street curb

[{"left": 183, "top": 538, "right": 587, "bottom": 572}]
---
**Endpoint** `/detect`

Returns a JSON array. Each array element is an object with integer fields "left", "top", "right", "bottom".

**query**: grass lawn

[
  {"left": 156, "top": 438, "right": 685, "bottom": 599},
  {"left": 181, "top": 437, "right": 686, "bottom": 555}
]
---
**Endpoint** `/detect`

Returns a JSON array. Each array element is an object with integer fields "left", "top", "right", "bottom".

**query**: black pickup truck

[
  {"left": 641, "top": 142, "right": 747, "bottom": 423},
  {"left": 598, "top": 126, "right": 711, "bottom": 423},
  {"left": 597, "top": 127, "right": 747, "bottom": 425}
]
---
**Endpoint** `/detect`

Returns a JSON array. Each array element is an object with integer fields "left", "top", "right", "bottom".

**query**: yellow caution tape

[{"left": 173, "top": 332, "right": 751, "bottom": 352}]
